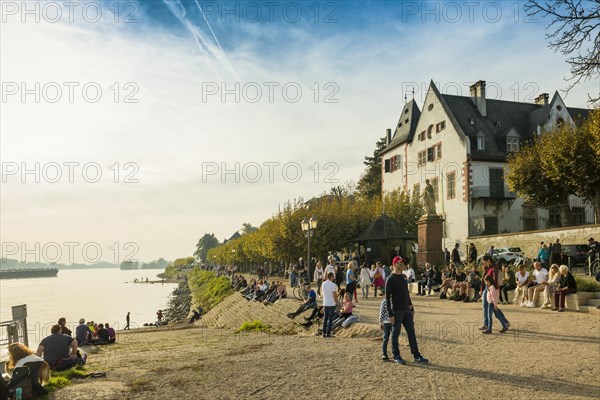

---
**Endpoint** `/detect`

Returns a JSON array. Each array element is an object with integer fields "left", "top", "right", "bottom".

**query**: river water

[{"left": 0, "top": 269, "right": 177, "bottom": 351}]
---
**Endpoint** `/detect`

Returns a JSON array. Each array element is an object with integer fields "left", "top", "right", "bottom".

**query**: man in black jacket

[{"left": 385, "top": 262, "right": 428, "bottom": 365}]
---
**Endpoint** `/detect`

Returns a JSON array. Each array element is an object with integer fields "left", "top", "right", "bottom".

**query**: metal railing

[
  {"left": 0, "top": 305, "right": 29, "bottom": 349},
  {"left": 471, "top": 186, "right": 516, "bottom": 199}
]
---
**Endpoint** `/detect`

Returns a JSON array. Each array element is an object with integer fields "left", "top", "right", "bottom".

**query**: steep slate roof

[
  {"left": 353, "top": 213, "right": 415, "bottom": 242},
  {"left": 380, "top": 99, "right": 421, "bottom": 153},
  {"left": 442, "top": 91, "right": 589, "bottom": 162},
  {"left": 381, "top": 82, "right": 590, "bottom": 162}
]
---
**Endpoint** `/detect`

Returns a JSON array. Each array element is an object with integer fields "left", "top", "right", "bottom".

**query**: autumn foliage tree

[
  {"left": 507, "top": 110, "right": 600, "bottom": 225},
  {"left": 206, "top": 189, "right": 423, "bottom": 267}
]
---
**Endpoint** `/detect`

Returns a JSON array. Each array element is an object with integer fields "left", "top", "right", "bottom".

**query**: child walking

[
  {"left": 483, "top": 275, "right": 510, "bottom": 334},
  {"left": 379, "top": 298, "right": 392, "bottom": 360}
]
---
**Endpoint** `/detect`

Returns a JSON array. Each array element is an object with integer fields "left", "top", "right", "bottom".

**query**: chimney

[
  {"left": 386, "top": 128, "right": 392, "bottom": 145},
  {"left": 535, "top": 93, "right": 549, "bottom": 105},
  {"left": 469, "top": 80, "right": 487, "bottom": 117}
]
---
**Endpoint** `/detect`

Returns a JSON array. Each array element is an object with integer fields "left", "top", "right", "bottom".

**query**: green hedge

[
  {"left": 188, "top": 270, "right": 233, "bottom": 310},
  {"left": 575, "top": 275, "right": 600, "bottom": 292}
]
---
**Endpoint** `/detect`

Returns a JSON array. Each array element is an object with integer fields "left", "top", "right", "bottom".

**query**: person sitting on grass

[
  {"left": 499, "top": 265, "right": 516, "bottom": 305},
  {"left": 553, "top": 265, "right": 577, "bottom": 312},
  {"left": 331, "top": 292, "right": 353, "bottom": 330},
  {"left": 105, "top": 323, "right": 116, "bottom": 343},
  {"left": 5, "top": 342, "right": 49, "bottom": 398},
  {"left": 439, "top": 264, "right": 456, "bottom": 300},
  {"left": 542, "top": 264, "right": 561, "bottom": 309},
  {"left": 37, "top": 324, "right": 86, "bottom": 371},
  {"left": 89, "top": 324, "right": 109, "bottom": 345},
  {"left": 75, "top": 318, "right": 92, "bottom": 346},
  {"left": 287, "top": 285, "right": 317, "bottom": 318},
  {"left": 57, "top": 317, "right": 71, "bottom": 336}
]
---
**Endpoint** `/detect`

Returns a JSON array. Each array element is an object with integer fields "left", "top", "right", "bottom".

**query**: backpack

[{"left": 7, "top": 364, "right": 50, "bottom": 400}]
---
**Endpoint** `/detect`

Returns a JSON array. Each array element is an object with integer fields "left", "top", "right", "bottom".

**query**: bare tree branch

[{"left": 526, "top": 0, "right": 600, "bottom": 104}]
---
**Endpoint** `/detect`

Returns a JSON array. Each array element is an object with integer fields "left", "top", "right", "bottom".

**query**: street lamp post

[
  {"left": 301, "top": 216, "right": 318, "bottom": 285},
  {"left": 231, "top": 249, "right": 236, "bottom": 274}
]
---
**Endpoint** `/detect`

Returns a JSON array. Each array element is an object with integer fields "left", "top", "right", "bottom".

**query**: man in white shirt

[
  {"left": 402, "top": 265, "right": 416, "bottom": 283},
  {"left": 527, "top": 261, "right": 548, "bottom": 308},
  {"left": 321, "top": 272, "right": 338, "bottom": 338}
]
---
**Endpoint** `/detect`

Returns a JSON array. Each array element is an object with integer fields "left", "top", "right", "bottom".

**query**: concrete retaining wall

[{"left": 467, "top": 224, "right": 599, "bottom": 259}]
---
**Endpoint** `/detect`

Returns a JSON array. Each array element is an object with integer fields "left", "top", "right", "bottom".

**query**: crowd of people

[
  {"left": 1, "top": 317, "right": 100, "bottom": 399},
  {"left": 74, "top": 318, "right": 117, "bottom": 346},
  {"left": 231, "top": 274, "right": 288, "bottom": 305}
]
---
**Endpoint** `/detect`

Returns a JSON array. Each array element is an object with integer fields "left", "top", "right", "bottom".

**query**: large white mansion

[{"left": 380, "top": 80, "right": 594, "bottom": 247}]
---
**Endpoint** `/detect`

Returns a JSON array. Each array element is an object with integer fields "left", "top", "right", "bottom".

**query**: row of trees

[
  {"left": 506, "top": 110, "right": 600, "bottom": 224},
  {"left": 205, "top": 189, "right": 423, "bottom": 266}
]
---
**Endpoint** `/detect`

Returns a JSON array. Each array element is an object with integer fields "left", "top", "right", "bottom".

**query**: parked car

[
  {"left": 476, "top": 247, "right": 523, "bottom": 266},
  {"left": 561, "top": 244, "right": 590, "bottom": 267}
]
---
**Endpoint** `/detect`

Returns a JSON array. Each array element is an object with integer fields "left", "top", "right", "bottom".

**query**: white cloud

[{"left": 1, "top": 2, "right": 597, "bottom": 262}]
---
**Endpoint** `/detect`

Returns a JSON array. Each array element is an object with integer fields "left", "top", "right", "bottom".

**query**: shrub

[
  {"left": 235, "top": 319, "right": 270, "bottom": 333},
  {"left": 575, "top": 275, "right": 600, "bottom": 292},
  {"left": 188, "top": 270, "right": 233, "bottom": 311}
]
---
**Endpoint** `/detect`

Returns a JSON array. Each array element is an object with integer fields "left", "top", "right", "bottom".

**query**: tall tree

[
  {"left": 507, "top": 110, "right": 600, "bottom": 225},
  {"left": 506, "top": 138, "right": 573, "bottom": 227},
  {"left": 357, "top": 136, "right": 387, "bottom": 198},
  {"left": 525, "top": 0, "right": 600, "bottom": 104},
  {"left": 540, "top": 110, "right": 600, "bottom": 223},
  {"left": 194, "top": 233, "right": 220, "bottom": 262},
  {"left": 241, "top": 223, "right": 258, "bottom": 235}
]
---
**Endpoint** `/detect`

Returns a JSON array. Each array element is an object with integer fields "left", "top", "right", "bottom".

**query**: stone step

[
  {"left": 578, "top": 306, "right": 600, "bottom": 315},
  {"left": 587, "top": 298, "right": 600, "bottom": 307}
]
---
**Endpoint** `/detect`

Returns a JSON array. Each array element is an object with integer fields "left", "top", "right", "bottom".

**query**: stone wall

[{"left": 468, "top": 224, "right": 599, "bottom": 258}]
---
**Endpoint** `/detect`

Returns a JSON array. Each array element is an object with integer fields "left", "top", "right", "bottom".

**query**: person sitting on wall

[
  {"left": 553, "top": 265, "right": 577, "bottom": 312},
  {"left": 439, "top": 264, "right": 456, "bottom": 300},
  {"left": 416, "top": 263, "right": 434, "bottom": 296},
  {"left": 450, "top": 267, "right": 468, "bottom": 301}
]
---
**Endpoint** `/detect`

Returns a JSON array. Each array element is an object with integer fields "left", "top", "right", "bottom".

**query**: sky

[{"left": 1, "top": 0, "right": 598, "bottom": 264}]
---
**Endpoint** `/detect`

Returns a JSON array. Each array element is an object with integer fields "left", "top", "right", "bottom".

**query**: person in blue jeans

[
  {"left": 482, "top": 276, "right": 510, "bottom": 334},
  {"left": 321, "top": 272, "right": 339, "bottom": 338},
  {"left": 479, "top": 254, "right": 499, "bottom": 331},
  {"left": 385, "top": 262, "right": 428, "bottom": 365},
  {"left": 379, "top": 298, "right": 392, "bottom": 360}
]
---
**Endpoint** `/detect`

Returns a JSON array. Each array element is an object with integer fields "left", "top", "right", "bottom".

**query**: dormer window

[
  {"left": 469, "top": 118, "right": 475, "bottom": 126},
  {"left": 496, "top": 120, "right": 502, "bottom": 128},
  {"left": 507, "top": 137, "right": 520, "bottom": 152},
  {"left": 477, "top": 135, "right": 485, "bottom": 151}
]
